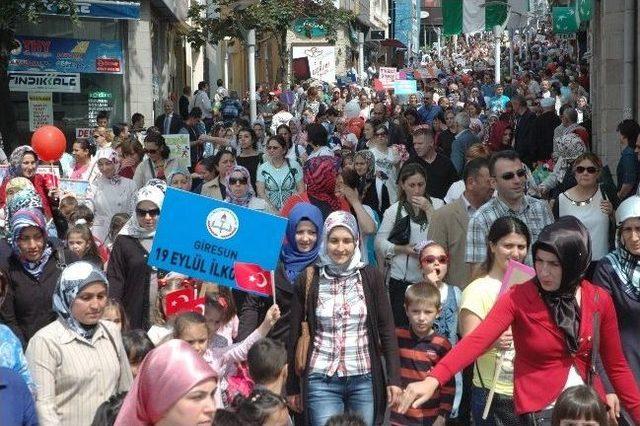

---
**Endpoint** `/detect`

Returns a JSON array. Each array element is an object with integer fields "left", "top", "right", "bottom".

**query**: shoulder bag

[
  {"left": 387, "top": 203, "right": 411, "bottom": 245},
  {"left": 294, "top": 267, "right": 314, "bottom": 377}
]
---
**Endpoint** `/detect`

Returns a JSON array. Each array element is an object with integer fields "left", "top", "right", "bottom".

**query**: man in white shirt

[{"left": 192, "top": 81, "right": 213, "bottom": 130}]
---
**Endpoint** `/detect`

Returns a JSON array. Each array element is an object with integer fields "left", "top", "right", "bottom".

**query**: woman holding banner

[
  {"left": 397, "top": 216, "right": 640, "bottom": 426},
  {"left": 459, "top": 216, "right": 530, "bottom": 425},
  {"left": 286, "top": 210, "right": 401, "bottom": 426},
  {"left": 107, "top": 184, "right": 165, "bottom": 329},
  {"left": 237, "top": 202, "right": 323, "bottom": 343},
  {"left": 88, "top": 148, "right": 137, "bottom": 242}
]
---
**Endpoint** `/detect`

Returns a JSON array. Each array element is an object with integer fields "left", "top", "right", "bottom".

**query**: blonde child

[{"left": 102, "top": 298, "right": 129, "bottom": 332}]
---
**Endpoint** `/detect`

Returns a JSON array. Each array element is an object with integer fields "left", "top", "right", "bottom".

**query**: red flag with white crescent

[{"left": 234, "top": 262, "right": 273, "bottom": 297}]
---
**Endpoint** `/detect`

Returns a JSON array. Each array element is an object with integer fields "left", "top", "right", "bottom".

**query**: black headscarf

[{"left": 531, "top": 216, "right": 591, "bottom": 354}]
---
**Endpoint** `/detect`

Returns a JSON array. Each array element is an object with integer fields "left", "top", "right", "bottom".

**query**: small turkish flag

[
  {"left": 234, "top": 262, "right": 273, "bottom": 298},
  {"left": 165, "top": 288, "right": 206, "bottom": 317}
]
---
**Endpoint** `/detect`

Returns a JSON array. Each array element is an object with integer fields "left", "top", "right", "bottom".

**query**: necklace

[{"left": 563, "top": 188, "right": 598, "bottom": 207}]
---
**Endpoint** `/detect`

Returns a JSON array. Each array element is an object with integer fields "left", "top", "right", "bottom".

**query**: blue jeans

[{"left": 306, "top": 372, "right": 375, "bottom": 426}]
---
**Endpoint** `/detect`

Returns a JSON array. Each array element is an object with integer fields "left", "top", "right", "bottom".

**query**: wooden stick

[
  {"left": 270, "top": 269, "right": 277, "bottom": 305},
  {"left": 482, "top": 351, "right": 506, "bottom": 420}
]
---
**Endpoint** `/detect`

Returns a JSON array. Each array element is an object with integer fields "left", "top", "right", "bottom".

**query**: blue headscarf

[
  {"left": 281, "top": 203, "right": 323, "bottom": 282},
  {"left": 10, "top": 208, "right": 52, "bottom": 279}
]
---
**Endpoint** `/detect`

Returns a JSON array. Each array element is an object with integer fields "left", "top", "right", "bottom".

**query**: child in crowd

[
  {"left": 66, "top": 223, "right": 104, "bottom": 268},
  {"left": 121, "top": 330, "right": 154, "bottom": 378},
  {"left": 247, "top": 338, "right": 288, "bottom": 396},
  {"left": 69, "top": 204, "right": 110, "bottom": 263},
  {"left": 391, "top": 282, "right": 454, "bottom": 426},
  {"left": 551, "top": 386, "right": 609, "bottom": 426},
  {"left": 147, "top": 274, "right": 196, "bottom": 345},
  {"left": 105, "top": 212, "right": 130, "bottom": 250},
  {"left": 102, "top": 298, "right": 128, "bottom": 332},
  {"left": 203, "top": 289, "right": 239, "bottom": 348},
  {"left": 173, "top": 312, "right": 209, "bottom": 356}
]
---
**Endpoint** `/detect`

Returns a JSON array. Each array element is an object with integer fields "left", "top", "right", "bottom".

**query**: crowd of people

[{"left": 1, "top": 27, "right": 640, "bottom": 426}]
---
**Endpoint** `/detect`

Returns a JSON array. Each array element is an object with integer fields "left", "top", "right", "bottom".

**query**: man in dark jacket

[
  {"left": 511, "top": 94, "right": 537, "bottom": 167},
  {"left": 530, "top": 97, "right": 561, "bottom": 162},
  {"left": 154, "top": 99, "right": 183, "bottom": 135}
]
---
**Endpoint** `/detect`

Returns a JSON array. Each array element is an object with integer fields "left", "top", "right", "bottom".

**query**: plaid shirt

[
  {"left": 465, "top": 195, "right": 553, "bottom": 265},
  {"left": 309, "top": 269, "right": 371, "bottom": 377}
]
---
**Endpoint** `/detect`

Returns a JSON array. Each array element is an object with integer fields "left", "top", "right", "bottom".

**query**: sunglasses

[
  {"left": 575, "top": 166, "right": 598, "bottom": 174},
  {"left": 136, "top": 208, "right": 160, "bottom": 217},
  {"left": 229, "top": 177, "right": 248, "bottom": 185},
  {"left": 499, "top": 168, "right": 527, "bottom": 180},
  {"left": 420, "top": 255, "right": 448, "bottom": 264}
]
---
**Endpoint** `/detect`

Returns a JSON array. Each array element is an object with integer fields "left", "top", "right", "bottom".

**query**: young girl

[
  {"left": 173, "top": 312, "right": 210, "bottom": 356},
  {"left": 69, "top": 205, "right": 110, "bottom": 263},
  {"left": 102, "top": 298, "right": 129, "bottom": 332},
  {"left": 121, "top": 329, "right": 154, "bottom": 378},
  {"left": 66, "top": 224, "right": 104, "bottom": 268},
  {"left": 105, "top": 212, "right": 129, "bottom": 250},
  {"left": 204, "top": 289, "right": 239, "bottom": 348},
  {"left": 551, "top": 386, "right": 609, "bottom": 426}
]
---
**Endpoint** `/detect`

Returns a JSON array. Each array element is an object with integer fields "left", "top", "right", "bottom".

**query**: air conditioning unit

[{"left": 369, "top": 30, "right": 385, "bottom": 40}]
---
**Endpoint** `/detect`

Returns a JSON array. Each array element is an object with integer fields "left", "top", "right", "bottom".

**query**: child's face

[
  {"left": 67, "top": 232, "right": 89, "bottom": 257},
  {"left": 405, "top": 301, "right": 440, "bottom": 338},
  {"left": 420, "top": 245, "right": 448, "bottom": 283},
  {"left": 204, "top": 307, "right": 224, "bottom": 335},
  {"left": 101, "top": 306, "right": 122, "bottom": 331},
  {"left": 60, "top": 204, "right": 76, "bottom": 221},
  {"left": 180, "top": 323, "right": 209, "bottom": 356}
]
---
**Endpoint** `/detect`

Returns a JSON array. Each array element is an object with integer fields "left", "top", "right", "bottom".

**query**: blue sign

[
  {"left": 393, "top": 80, "right": 418, "bottom": 95},
  {"left": 43, "top": 0, "right": 140, "bottom": 20},
  {"left": 148, "top": 188, "right": 288, "bottom": 288},
  {"left": 10, "top": 36, "right": 124, "bottom": 74}
]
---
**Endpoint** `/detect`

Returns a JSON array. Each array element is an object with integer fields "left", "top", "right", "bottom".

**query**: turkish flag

[
  {"left": 165, "top": 288, "right": 205, "bottom": 317},
  {"left": 234, "top": 262, "right": 273, "bottom": 298}
]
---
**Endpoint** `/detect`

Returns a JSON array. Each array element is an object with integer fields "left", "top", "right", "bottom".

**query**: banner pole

[{"left": 270, "top": 270, "right": 276, "bottom": 305}]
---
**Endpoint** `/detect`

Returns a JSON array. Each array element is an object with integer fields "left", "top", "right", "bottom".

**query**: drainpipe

[{"left": 623, "top": 0, "right": 635, "bottom": 119}]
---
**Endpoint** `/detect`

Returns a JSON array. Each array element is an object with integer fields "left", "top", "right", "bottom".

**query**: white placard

[
  {"left": 10, "top": 71, "right": 80, "bottom": 93},
  {"left": 379, "top": 67, "right": 398, "bottom": 89},
  {"left": 28, "top": 92, "right": 53, "bottom": 131},
  {"left": 292, "top": 45, "right": 336, "bottom": 83}
]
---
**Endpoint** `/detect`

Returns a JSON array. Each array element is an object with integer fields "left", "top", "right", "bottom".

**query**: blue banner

[
  {"left": 10, "top": 36, "right": 124, "bottom": 74},
  {"left": 148, "top": 188, "right": 288, "bottom": 288},
  {"left": 43, "top": 0, "right": 140, "bottom": 20}
]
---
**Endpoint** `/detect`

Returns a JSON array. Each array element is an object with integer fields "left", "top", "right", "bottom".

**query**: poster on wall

[
  {"left": 10, "top": 36, "right": 124, "bottom": 75},
  {"left": 291, "top": 46, "right": 336, "bottom": 83},
  {"left": 28, "top": 92, "right": 53, "bottom": 131}
]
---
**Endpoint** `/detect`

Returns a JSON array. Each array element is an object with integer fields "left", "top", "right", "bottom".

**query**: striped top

[
  {"left": 25, "top": 319, "right": 133, "bottom": 426},
  {"left": 391, "top": 328, "right": 455, "bottom": 425}
]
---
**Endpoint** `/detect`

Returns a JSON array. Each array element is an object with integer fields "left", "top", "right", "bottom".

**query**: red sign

[{"left": 96, "top": 58, "right": 121, "bottom": 73}]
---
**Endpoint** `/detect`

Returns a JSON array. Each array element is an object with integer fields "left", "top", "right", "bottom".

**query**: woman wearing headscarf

[
  {"left": 0, "top": 208, "right": 77, "bottom": 345},
  {"left": 107, "top": 185, "right": 165, "bottom": 329},
  {"left": 535, "top": 132, "right": 586, "bottom": 198},
  {"left": 593, "top": 195, "right": 640, "bottom": 425},
  {"left": 287, "top": 211, "right": 401, "bottom": 426},
  {"left": 88, "top": 148, "right": 138, "bottom": 242},
  {"left": 223, "top": 165, "right": 275, "bottom": 213},
  {"left": 166, "top": 166, "right": 193, "bottom": 192},
  {"left": 280, "top": 156, "right": 349, "bottom": 220},
  {"left": 353, "top": 149, "right": 388, "bottom": 219},
  {"left": 486, "top": 120, "right": 513, "bottom": 153},
  {"left": 115, "top": 339, "right": 217, "bottom": 425},
  {"left": 25, "top": 261, "right": 132, "bottom": 425},
  {"left": 398, "top": 216, "right": 640, "bottom": 425},
  {"left": 237, "top": 203, "right": 323, "bottom": 343},
  {"left": 0, "top": 146, "right": 53, "bottom": 218}
]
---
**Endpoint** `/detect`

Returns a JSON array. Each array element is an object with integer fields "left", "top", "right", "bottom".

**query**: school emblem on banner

[{"left": 206, "top": 208, "right": 239, "bottom": 240}]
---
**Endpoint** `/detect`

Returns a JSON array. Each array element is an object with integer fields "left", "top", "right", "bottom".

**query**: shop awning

[
  {"left": 380, "top": 39, "right": 407, "bottom": 49},
  {"left": 42, "top": 0, "right": 141, "bottom": 20}
]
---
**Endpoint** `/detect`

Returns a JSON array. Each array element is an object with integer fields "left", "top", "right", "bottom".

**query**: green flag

[
  {"left": 442, "top": 0, "right": 508, "bottom": 36},
  {"left": 578, "top": 0, "right": 592, "bottom": 22},
  {"left": 552, "top": 6, "right": 580, "bottom": 34}
]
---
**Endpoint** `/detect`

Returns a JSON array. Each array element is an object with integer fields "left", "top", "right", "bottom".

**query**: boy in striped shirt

[{"left": 391, "top": 282, "right": 455, "bottom": 425}]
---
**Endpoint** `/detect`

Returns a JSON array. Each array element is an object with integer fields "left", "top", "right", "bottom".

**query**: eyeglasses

[
  {"left": 144, "top": 149, "right": 158, "bottom": 154},
  {"left": 266, "top": 145, "right": 281, "bottom": 151},
  {"left": 136, "top": 208, "right": 160, "bottom": 217},
  {"left": 229, "top": 177, "right": 248, "bottom": 185},
  {"left": 421, "top": 255, "right": 449, "bottom": 265},
  {"left": 575, "top": 166, "right": 598, "bottom": 174},
  {"left": 499, "top": 168, "right": 527, "bottom": 180}
]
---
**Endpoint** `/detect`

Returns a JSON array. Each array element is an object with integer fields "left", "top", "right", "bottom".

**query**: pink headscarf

[{"left": 115, "top": 340, "right": 217, "bottom": 425}]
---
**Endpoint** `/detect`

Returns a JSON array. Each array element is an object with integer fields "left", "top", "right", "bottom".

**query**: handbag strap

[
  {"left": 302, "top": 267, "right": 314, "bottom": 322},
  {"left": 101, "top": 322, "right": 123, "bottom": 388}
]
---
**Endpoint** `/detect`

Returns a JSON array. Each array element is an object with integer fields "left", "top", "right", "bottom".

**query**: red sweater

[{"left": 429, "top": 280, "right": 640, "bottom": 422}]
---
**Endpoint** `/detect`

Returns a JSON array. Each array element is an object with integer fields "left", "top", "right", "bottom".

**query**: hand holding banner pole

[{"left": 270, "top": 270, "right": 277, "bottom": 305}]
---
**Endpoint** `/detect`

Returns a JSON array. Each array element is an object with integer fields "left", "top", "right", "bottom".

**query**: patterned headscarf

[
  {"left": 7, "top": 188, "right": 43, "bottom": 223},
  {"left": 145, "top": 178, "right": 168, "bottom": 194},
  {"left": 9, "top": 146, "right": 38, "bottom": 178},
  {"left": 95, "top": 148, "right": 121, "bottom": 184},
  {"left": 10, "top": 208, "right": 52, "bottom": 279},
  {"left": 303, "top": 156, "right": 341, "bottom": 217},
  {"left": 119, "top": 185, "right": 165, "bottom": 240},
  {"left": 53, "top": 261, "right": 108, "bottom": 339},
  {"left": 224, "top": 165, "right": 254, "bottom": 207},
  {"left": 317, "top": 210, "right": 364, "bottom": 277},
  {"left": 5, "top": 177, "right": 34, "bottom": 201},
  {"left": 353, "top": 150, "right": 375, "bottom": 193},
  {"left": 166, "top": 166, "right": 193, "bottom": 190}
]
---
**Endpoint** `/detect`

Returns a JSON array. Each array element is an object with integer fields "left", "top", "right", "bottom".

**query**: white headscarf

[
  {"left": 119, "top": 185, "right": 165, "bottom": 240},
  {"left": 317, "top": 211, "right": 364, "bottom": 277}
]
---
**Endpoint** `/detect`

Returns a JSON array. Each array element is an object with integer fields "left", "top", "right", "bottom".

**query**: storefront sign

[
  {"left": 43, "top": 0, "right": 141, "bottom": 20},
  {"left": 88, "top": 90, "right": 113, "bottom": 127},
  {"left": 76, "top": 128, "right": 93, "bottom": 139},
  {"left": 292, "top": 46, "right": 336, "bottom": 83},
  {"left": 28, "top": 93, "right": 54, "bottom": 131},
  {"left": 149, "top": 188, "right": 287, "bottom": 288},
  {"left": 10, "top": 36, "right": 124, "bottom": 75},
  {"left": 9, "top": 71, "right": 80, "bottom": 93}
]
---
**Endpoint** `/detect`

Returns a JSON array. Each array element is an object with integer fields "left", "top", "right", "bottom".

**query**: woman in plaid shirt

[{"left": 287, "top": 211, "right": 402, "bottom": 425}]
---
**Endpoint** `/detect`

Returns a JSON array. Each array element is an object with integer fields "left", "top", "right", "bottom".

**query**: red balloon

[{"left": 31, "top": 125, "right": 66, "bottom": 162}]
